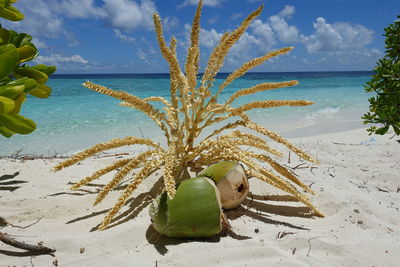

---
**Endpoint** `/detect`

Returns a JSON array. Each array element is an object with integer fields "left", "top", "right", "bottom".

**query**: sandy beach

[{"left": 1, "top": 127, "right": 399, "bottom": 266}]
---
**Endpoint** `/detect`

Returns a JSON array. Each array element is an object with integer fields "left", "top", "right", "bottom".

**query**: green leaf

[
  {"left": 375, "top": 125, "right": 389, "bottom": 135},
  {"left": 29, "top": 84, "right": 51, "bottom": 98},
  {"left": 0, "top": 4, "right": 24, "bottom": 21},
  {"left": 0, "top": 28, "right": 10, "bottom": 45},
  {"left": 0, "top": 123, "right": 14, "bottom": 138},
  {"left": 0, "top": 95, "right": 15, "bottom": 114},
  {"left": 0, "top": 84, "right": 25, "bottom": 98},
  {"left": 16, "top": 45, "right": 38, "bottom": 63},
  {"left": 10, "top": 92, "right": 25, "bottom": 114},
  {"left": 0, "top": 43, "right": 18, "bottom": 79},
  {"left": 31, "top": 64, "right": 56, "bottom": 76},
  {"left": 22, "top": 78, "right": 37, "bottom": 93},
  {"left": 0, "top": 113, "right": 36, "bottom": 134},
  {"left": 13, "top": 66, "right": 48, "bottom": 84}
]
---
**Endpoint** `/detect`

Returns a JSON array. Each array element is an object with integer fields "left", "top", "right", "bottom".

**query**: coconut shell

[
  {"left": 199, "top": 161, "right": 249, "bottom": 209},
  {"left": 149, "top": 177, "right": 223, "bottom": 238}
]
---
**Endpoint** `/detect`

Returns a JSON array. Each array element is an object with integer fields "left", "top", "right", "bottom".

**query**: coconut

[
  {"left": 199, "top": 161, "right": 249, "bottom": 209},
  {"left": 149, "top": 177, "right": 223, "bottom": 238}
]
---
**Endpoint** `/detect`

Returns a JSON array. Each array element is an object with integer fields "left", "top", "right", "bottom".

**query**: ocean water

[{"left": 0, "top": 71, "right": 373, "bottom": 156}]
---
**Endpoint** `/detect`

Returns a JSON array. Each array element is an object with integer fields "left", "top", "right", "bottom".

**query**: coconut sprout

[{"left": 54, "top": 1, "right": 323, "bottom": 230}]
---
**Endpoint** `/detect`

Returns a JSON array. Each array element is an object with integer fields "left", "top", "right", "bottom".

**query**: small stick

[
  {"left": 307, "top": 237, "right": 319, "bottom": 257},
  {"left": 0, "top": 231, "right": 55, "bottom": 254},
  {"left": 0, "top": 216, "right": 43, "bottom": 229}
]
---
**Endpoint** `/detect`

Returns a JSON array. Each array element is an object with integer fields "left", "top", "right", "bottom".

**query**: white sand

[{"left": 1, "top": 127, "right": 399, "bottom": 266}]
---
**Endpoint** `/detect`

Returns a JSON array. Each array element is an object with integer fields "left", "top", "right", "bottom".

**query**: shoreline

[{"left": 1, "top": 127, "right": 399, "bottom": 266}]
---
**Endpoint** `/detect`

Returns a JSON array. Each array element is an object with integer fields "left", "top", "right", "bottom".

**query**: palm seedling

[{"left": 54, "top": 1, "right": 323, "bottom": 231}]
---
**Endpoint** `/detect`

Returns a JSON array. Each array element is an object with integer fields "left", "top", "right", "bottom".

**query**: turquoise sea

[{"left": 0, "top": 71, "right": 373, "bottom": 156}]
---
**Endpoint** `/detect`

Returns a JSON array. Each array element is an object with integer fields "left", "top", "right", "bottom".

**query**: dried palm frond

[{"left": 54, "top": 0, "right": 323, "bottom": 230}]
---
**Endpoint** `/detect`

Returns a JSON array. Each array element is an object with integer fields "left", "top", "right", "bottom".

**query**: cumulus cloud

[
  {"left": 250, "top": 5, "right": 299, "bottom": 46},
  {"left": 199, "top": 27, "right": 223, "bottom": 48},
  {"left": 103, "top": 0, "right": 156, "bottom": 31},
  {"left": 269, "top": 5, "right": 299, "bottom": 43},
  {"left": 178, "top": 0, "right": 225, "bottom": 8},
  {"left": 301, "top": 17, "right": 374, "bottom": 53},
  {"left": 113, "top": 29, "right": 136, "bottom": 43},
  {"left": 35, "top": 54, "right": 89, "bottom": 65},
  {"left": 250, "top": 19, "right": 275, "bottom": 49},
  {"left": 8, "top": 0, "right": 63, "bottom": 38}
]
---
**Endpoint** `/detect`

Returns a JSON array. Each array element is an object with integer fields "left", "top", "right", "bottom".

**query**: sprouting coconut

[
  {"left": 149, "top": 177, "right": 227, "bottom": 238},
  {"left": 199, "top": 161, "right": 249, "bottom": 209}
]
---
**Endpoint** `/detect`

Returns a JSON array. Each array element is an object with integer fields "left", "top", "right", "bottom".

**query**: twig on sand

[
  {"left": 0, "top": 231, "right": 55, "bottom": 254},
  {"left": 276, "top": 231, "right": 296, "bottom": 239},
  {"left": 307, "top": 237, "right": 319, "bottom": 257},
  {"left": 96, "top": 153, "right": 130, "bottom": 158},
  {"left": 0, "top": 216, "right": 43, "bottom": 229},
  {"left": 376, "top": 186, "right": 390, "bottom": 193}
]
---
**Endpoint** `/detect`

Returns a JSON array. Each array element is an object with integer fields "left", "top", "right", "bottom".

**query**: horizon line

[{"left": 52, "top": 70, "right": 374, "bottom": 76}]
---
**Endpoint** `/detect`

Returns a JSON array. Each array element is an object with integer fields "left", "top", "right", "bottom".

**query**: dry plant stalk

[{"left": 54, "top": 1, "right": 324, "bottom": 230}]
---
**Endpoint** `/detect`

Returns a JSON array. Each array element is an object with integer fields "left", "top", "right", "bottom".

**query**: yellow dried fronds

[
  {"left": 210, "top": 144, "right": 322, "bottom": 216},
  {"left": 55, "top": 3, "right": 323, "bottom": 230},
  {"left": 247, "top": 169, "right": 323, "bottom": 217},
  {"left": 119, "top": 101, "right": 171, "bottom": 140},
  {"left": 219, "top": 47, "right": 294, "bottom": 91},
  {"left": 70, "top": 158, "right": 131, "bottom": 190},
  {"left": 220, "top": 130, "right": 283, "bottom": 157},
  {"left": 162, "top": 148, "right": 179, "bottom": 198},
  {"left": 242, "top": 150, "right": 314, "bottom": 194},
  {"left": 243, "top": 119, "right": 319, "bottom": 164},
  {"left": 142, "top": 96, "right": 174, "bottom": 109},
  {"left": 204, "top": 120, "right": 246, "bottom": 140},
  {"left": 200, "top": 5, "right": 264, "bottom": 95},
  {"left": 83, "top": 82, "right": 169, "bottom": 135},
  {"left": 232, "top": 100, "right": 314, "bottom": 113},
  {"left": 185, "top": 0, "right": 202, "bottom": 92},
  {"left": 94, "top": 150, "right": 160, "bottom": 205},
  {"left": 227, "top": 80, "right": 298, "bottom": 105},
  {"left": 53, "top": 136, "right": 161, "bottom": 171},
  {"left": 153, "top": 13, "right": 181, "bottom": 77},
  {"left": 99, "top": 158, "right": 164, "bottom": 230}
]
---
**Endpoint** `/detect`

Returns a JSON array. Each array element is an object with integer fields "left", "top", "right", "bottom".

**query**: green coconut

[
  {"left": 199, "top": 161, "right": 249, "bottom": 209},
  {"left": 149, "top": 176, "right": 223, "bottom": 238}
]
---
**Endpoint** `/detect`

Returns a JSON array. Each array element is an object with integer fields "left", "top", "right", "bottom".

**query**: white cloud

[
  {"left": 249, "top": 5, "right": 299, "bottom": 47},
  {"left": 301, "top": 17, "right": 374, "bottom": 53},
  {"left": 162, "top": 16, "right": 180, "bottom": 31},
  {"left": 48, "top": 0, "right": 106, "bottom": 18},
  {"left": 8, "top": 0, "right": 63, "bottom": 38},
  {"left": 250, "top": 19, "right": 275, "bottom": 49},
  {"left": 33, "top": 38, "right": 47, "bottom": 49},
  {"left": 35, "top": 54, "right": 89, "bottom": 65},
  {"left": 103, "top": 0, "right": 156, "bottom": 31},
  {"left": 137, "top": 47, "right": 156, "bottom": 64},
  {"left": 178, "top": 0, "right": 225, "bottom": 8},
  {"left": 113, "top": 29, "right": 136, "bottom": 43},
  {"left": 199, "top": 27, "right": 223, "bottom": 48},
  {"left": 278, "top": 5, "right": 295, "bottom": 19},
  {"left": 269, "top": 6, "right": 299, "bottom": 43},
  {"left": 64, "top": 31, "right": 79, "bottom": 47}
]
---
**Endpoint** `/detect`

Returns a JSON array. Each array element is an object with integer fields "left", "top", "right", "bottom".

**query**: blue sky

[{"left": 4, "top": 0, "right": 399, "bottom": 73}]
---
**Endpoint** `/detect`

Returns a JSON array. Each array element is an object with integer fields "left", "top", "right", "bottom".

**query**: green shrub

[
  {"left": 363, "top": 16, "right": 400, "bottom": 135},
  {"left": 0, "top": 0, "right": 56, "bottom": 138}
]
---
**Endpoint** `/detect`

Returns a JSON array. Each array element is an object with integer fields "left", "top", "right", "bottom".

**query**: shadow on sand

[
  {"left": 0, "top": 172, "right": 27, "bottom": 192},
  {"left": 63, "top": 174, "right": 314, "bottom": 254}
]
